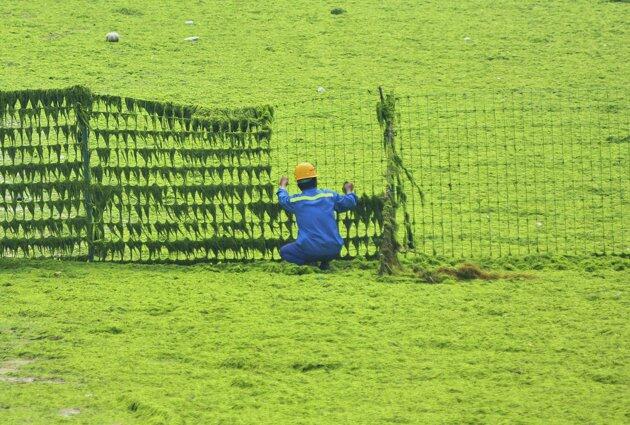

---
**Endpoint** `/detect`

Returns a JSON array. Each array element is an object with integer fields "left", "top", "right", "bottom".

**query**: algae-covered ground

[
  {"left": 1, "top": 1, "right": 628, "bottom": 423},
  {"left": 1, "top": 0, "right": 627, "bottom": 105},
  {"left": 0, "top": 258, "right": 627, "bottom": 424}
]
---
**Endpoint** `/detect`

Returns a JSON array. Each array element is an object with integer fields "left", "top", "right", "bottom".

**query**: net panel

[
  {"left": 0, "top": 88, "right": 90, "bottom": 258},
  {"left": 89, "top": 95, "right": 279, "bottom": 261}
]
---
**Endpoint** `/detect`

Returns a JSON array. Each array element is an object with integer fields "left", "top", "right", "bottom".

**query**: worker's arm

[
  {"left": 277, "top": 176, "right": 296, "bottom": 213},
  {"left": 334, "top": 182, "right": 358, "bottom": 213}
]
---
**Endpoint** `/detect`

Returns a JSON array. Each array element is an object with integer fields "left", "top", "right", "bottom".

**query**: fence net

[
  {"left": 273, "top": 88, "right": 628, "bottom": 259},
  {"left": 88, "top": 95, "right": 279, "bottom": 261},
  {"left": 0, "top": 87, "right": 382, "bottom": 261},
  {"left": 272, "top": 95, "right": 385, "bottom": 258},
  {"left": 396, "top": 89, "right": 628, "bottom": 258},
  {"left": 0, "top": 88, "right": 90, "bottom": 258},
  {"left": 0, "top": 86, "right": 627, "bottom": 261}
]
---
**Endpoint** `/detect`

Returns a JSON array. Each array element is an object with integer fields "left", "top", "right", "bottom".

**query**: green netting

[
  {"left": 0, "top": 87, "right": 89, "bottom": 258},
  {"left": 0, "top": 86, "right": 382, "bottom": 261},
  {"left": 90, "top": 92, "right": 276, "bottom": 261}
]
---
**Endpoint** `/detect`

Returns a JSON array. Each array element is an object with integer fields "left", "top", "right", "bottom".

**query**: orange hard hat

[{"left": 294, "top": 162, "right": 317, "bottom": 181}]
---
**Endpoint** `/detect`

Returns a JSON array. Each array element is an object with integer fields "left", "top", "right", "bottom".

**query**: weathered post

[{"left": 377, "top": 87, "right": 401, "bottom": 274}]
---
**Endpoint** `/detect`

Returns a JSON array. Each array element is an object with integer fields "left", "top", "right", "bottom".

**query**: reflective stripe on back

[{"left": 290, "top": 192, "right": 334, "bottom": 203}]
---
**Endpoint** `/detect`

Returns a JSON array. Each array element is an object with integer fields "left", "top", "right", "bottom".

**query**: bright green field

[
  {"left": 1, "top": 1, "right": 629, "bottom": 423},
  {"left": 0, "top": 258, "right": 628, "bottom": 424},
  {"left": 0, "top": 0, "right": 628, "bottom": 106}
]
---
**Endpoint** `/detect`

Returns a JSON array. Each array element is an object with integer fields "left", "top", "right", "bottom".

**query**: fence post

[
  {"left": 377, "top": 87, "right": 401, "bottom": 274},
  {"left": 74, "top": 90, "right": 94, "bottom": 261}
]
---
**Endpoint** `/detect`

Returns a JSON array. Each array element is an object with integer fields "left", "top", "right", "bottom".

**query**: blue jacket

[{"left": 277, "top": 187, "right": 358, "bottom": 253}]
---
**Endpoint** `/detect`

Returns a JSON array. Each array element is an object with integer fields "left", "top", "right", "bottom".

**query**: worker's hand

[
  {"left": 343, "top": 181, "right": 354, "bottom": 194},
  {"left": 279, "top": 176, "right": 289, "bottom": 189}
]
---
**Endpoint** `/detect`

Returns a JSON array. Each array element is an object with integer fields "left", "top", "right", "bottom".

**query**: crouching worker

[{"left": 277, "top": 162, "right": 358, "bottom": 270}]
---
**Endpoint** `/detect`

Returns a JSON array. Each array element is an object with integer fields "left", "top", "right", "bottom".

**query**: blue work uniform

[{"left": 277, "top": 187, "right": 358, "bottom": 265}]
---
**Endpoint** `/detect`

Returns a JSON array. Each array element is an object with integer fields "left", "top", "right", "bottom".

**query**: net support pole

[
  {"left": 377, "top": 87, "right": 401, "bottom": 274},
  {"left": 75, "top": 88, "right": 94, "bottom": 261}
]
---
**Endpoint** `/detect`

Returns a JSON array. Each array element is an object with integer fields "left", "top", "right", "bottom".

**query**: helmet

[{"left": 294, "top": 162, "right": 317, "bottom": 181}]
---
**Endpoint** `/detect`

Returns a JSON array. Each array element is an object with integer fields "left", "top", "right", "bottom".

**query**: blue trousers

[{"left": 280, "top": 242, "right": 341, "bottom": 266}]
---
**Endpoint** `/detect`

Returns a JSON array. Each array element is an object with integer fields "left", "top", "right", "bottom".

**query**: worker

[{"left": 277, "top": 162, "right": 358, "bottom": 270}]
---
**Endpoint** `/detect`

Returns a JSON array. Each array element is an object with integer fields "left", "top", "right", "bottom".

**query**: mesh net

[
  {"left": 1, "top": 86, "right": 627, "bottom": 261},
  {"left": 0, "top": 88, "right": 91, "bottom": 258}
]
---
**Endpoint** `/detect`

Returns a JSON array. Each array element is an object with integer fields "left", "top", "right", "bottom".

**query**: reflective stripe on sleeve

[{"left": 289, "top": 192, "right": 334, "bottom": 203}]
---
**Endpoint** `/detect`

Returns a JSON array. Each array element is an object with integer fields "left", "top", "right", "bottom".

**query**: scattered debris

[
  {"left": 113, "top": 7, "right": 143, "bottom": 16},
  {"left": 0, "top": 359, "right": 33, "bottom": 374},
  {"left": 437, "top": 263, "right": 500, "bottom": 280},
  {"left": 184, "top": 36, "right": 199, "bottom": 42},
  {"left": 185, "top": 20, "right": 194, "bottom": 25},
  {"left": 331, "top": 7, "right": 346, "bottom": 15},
  {"left": 0, "top": 359, "right": 64, "bottom": 384},
  {"left": 412, "top": 263, "right": 530, "bottom": 284},
  {"left": 2, "top": 376, "right": 36, "bottom": 383},
  {"left": 412, "top": 267, "right": 444, "bottom": 284},
  {"left": 0, "top": 375, "right": 63, "bottom": 384},
  {"left": 464, "top": 36, "right": 472, "bottom": 43},
  {"left": 317, "top": 86, "right": 326, "bottom": 94},
  {"left": 53, "top": 271, "right": 62, "bottom": 277},
  {"left": 105, "top": 32, "right": 120, "bottom": 42},
  {"left": 59, "top": 408, "right": 81, "bottom": 417}
]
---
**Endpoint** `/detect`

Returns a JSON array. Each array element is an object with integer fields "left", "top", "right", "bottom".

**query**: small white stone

[
  {"left": 185, "top": 20, "right": 194, "bottom": 25},
  {"left": 105, "top": 32, "right": 120, "bottom": 42},
  {"left": 317, "top": 86, "right": 326, "bottom": 94},
  {"left": 464, "top": 36, "right": 472, "bottom": 43},
  {"left": 185, "top": 36, "right": 199, "bottom": 42}
]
